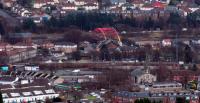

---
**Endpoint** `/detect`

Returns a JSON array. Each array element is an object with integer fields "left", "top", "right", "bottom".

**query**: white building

[
  {"left": 61, "top": 3, "right": 77, "bottom": 11},
  {"left": 54, "top": 42, "right": 77, "bottom": 53},
  {"left": 149, "top": 82, "right": 183, "bottom": 92},
  {"left": 2, "top": 87, "right": 59, "bottom": 103},
  {"left": 74, "top": 0, "right": 85, "bottom": 6},
  {"left": 0, "top": 77, "right": 60, "bottom": 103},
  {"left": 131, "top": 68, "right": 157, "bottom": 84}
]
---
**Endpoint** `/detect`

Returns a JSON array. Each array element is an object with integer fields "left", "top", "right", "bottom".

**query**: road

[{"left": 33, "top": 61, "right": 178, "bottom": 70}]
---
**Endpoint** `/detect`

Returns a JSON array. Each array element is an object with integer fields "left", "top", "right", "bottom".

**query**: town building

[
  {"left": 0, "top": 47, "right": 37, "bottom": 63},
  {"left": 131, "top": 68, "right": 157, "bottom": 84},
  {"left": 149, "top": 82, "right": 183, "bottom": 93},
  {"left": 54, "top": 42, "right": 77, "bottom": 53}
]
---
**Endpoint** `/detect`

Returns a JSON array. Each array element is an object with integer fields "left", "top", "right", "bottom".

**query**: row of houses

[
  {"left": 2, "top": 0, "right": 199, "bottom": 18},
  {"left": 0, "top": 76, "right": 60, "bottom": 103},
  {"left": 0, "top": 46, "right": 37, "bottom": 63},
  {"left": 112, "top": 91, "right": 199, "bottom": 103}
]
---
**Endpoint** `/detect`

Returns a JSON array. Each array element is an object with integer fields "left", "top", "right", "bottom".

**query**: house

[
  {"left": 55, "top": 70, "right": 102, "bottom": 83},
  {"left": 97, "top": 39, "right": 121, "bottom": 60},
  {"left": 85, "top": 0, "right": 98, "bottom": 5},
  {"left": 131, "top": 0, "right": 144, "bottom": 8},
  {"left": 113, "top": 91, "right": 199, "bottom": 103},
  {"left": 74, "top": 0, "right": 85, "bottom": 6},
  {"left": 61, "top": 2, "right": 77, "bottom": 11},
  {"left": 33, "top": 0, "right": 55, "bottom": 8},
  {"left": 109, "top": 7, "right": 122, "bottom": 13},
  {"left": 30, "top": 13, "right": 51, "bottom": 23},
  {"left": 169, "top": 70, "right": 199, "bottom": 84},
  {"left": 149, "top": 82, "right": 183, "bottom": 93},
  {"left": 140, "top": 4, "right": 154, "bottom": 11},
  {"left": 20, "top": 9, "right": 32, "bottom": 17},
  {"left": 0, "top": 43, "right": 38, "bottom": 63},
  {"left": 1, "top": 0, "right": 15, "bottom": 8},
  {"left": 33, "top": 0, "right": 46, "bottom": 8},
  {"left": 152, "top": 1, "right": 165, "bottom": 9},
  {"left": 54, "top": 42, "right": 77, "bottom": 53},
  {"left": 0, "top": 47, "right": 37, "bottom": 63},
  {"left": 110, "top": 0, "right": 126, "bottom": 6},
  {"left": 178, "top": 6, "right": 192, "bottom": 16},
  {"left": 112, "top": 91, "right": 149, "bottom": 103},
  {"left": 83, "top": 3, "right": 98, "bottom": 10},
  {"left": 40, "top": 41, "right": 55, "bottom": 49},
  {"left": 121, "top": 3, "right": 135, "bottom": 11}
]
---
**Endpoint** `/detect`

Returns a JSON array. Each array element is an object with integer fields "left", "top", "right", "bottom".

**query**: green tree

[
  {"left": 195, "top": 0, "right": 200, "bottom": 5},
  {"left": 134, "top": 98, "right": 151, "bottom": 103},
  {"left": 0, "top": 3, "right": 3, "bottom": 9},
  {"left": 191, "top": 64, "right": 198, "bottom": 71},
  {"left": 72, "top": 51, "right": 81, "bottom": 61},
  {"left": 22, "top": 18, "right": 36, "bottom": 32},
  {"left": 167, "top": 13, "right": 182, "bottom": 28},
  {"left": 0, "top": 91, "right": 3, "bottom": 103},
  {"left": 176, "top": 97, "right": 185, "bottom": 103},
  {"left": 187, "top": 11, "right": 200, "bottom": 27},
  {"left": 184, "top": 45, "right": 192, "bottom": 63},
  {"left": 0, "top": 22, "right": 5, "bottom": 36}
]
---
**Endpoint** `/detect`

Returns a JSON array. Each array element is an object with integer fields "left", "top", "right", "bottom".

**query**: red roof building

[{"left": 152, "top": 1, "right": 165, "bottom": 8}]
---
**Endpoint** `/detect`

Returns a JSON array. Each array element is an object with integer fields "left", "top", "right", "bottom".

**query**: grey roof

[
  {"left": 54, "top": 42, "right": 76, "bottom": 46},
  {"left": 131, "top": 68, "right": 145, "bottom": 77},
  {"left": 0, "top": 76, "right": 16, "bottom": 82},
  {"left": 9, "top": 33, "right": 32, "bottom": 38},
  {"left": 110, "top": 0, "right": 126, "bottom": 4},
  {"left": 114, "top": 91, "right": 150, "bottom": 98}
]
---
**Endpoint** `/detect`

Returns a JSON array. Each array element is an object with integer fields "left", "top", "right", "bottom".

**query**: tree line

[{"left": 21, "top": 11, "right": 200, "bottom": 33}]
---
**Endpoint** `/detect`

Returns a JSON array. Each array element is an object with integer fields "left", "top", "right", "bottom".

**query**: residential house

[
  {"left": 74, "top": 0, "right": 85, "bottom": 6},
  {"left": 83, "top": 3, "right": 98, "bottom": 10},
  {"left": 131, "top": 0, "right": 144, "bottom": 8},
  {"left": 110, "top": 0, "right": 126, "bottom": 6},
  {"left": 61, "top": 2, "right": 77, "bottom": 11},
  {"left": 140, "top": 4, "right": 154, "bottom": 11},
  {"left": 178, "top": 6, "right": 192, "bottom": 16},
  {"left": 170, "top": 70, "right": 200, "bottom": 84},
  {"left": 33, "top": 0, "right": 55, "bottom": 9},
  {"left": 121, "top": 3, "right": 135, "bottom": 11},
  {"left": 30, "top": 13, "right": 51, "bottom": 23},
  {"left": 33, "top": 0, "right": 47, "bottom": 8},
  {"left": 54, "top": 42, "right": 77, "bottom": 53}
]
